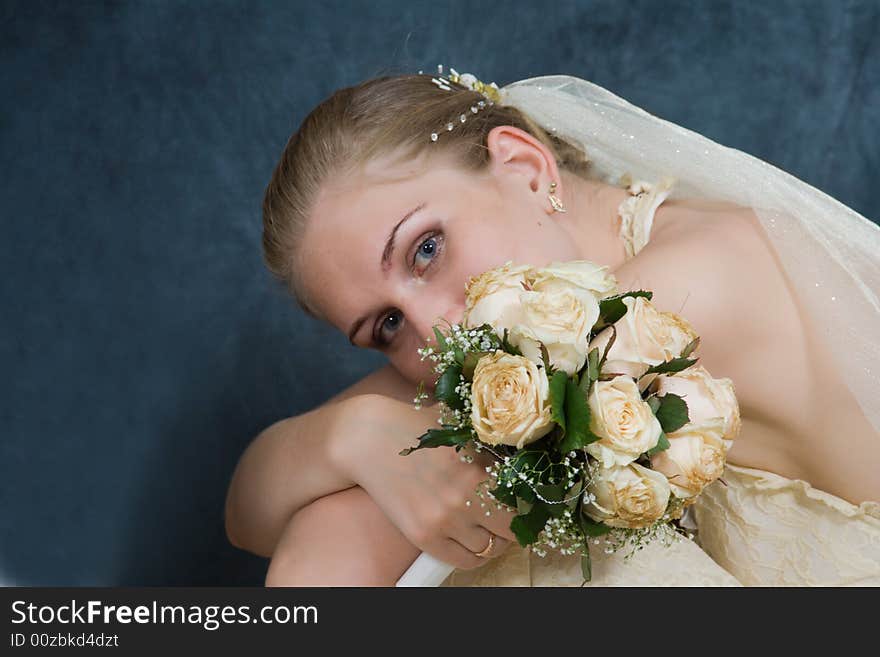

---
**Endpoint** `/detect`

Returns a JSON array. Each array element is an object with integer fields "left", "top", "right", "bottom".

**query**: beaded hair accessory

[{"left": 418, "top": 64, "right": 502, "bottom": 143}]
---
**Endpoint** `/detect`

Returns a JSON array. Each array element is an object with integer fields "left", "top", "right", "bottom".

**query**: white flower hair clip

[{"left": 418, "top": 64, "right": 501, "bottom": 142}]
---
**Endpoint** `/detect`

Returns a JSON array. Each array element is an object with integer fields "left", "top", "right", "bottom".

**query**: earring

[{"left": 548, "top": 181, "right": 566, "bottom": 213}]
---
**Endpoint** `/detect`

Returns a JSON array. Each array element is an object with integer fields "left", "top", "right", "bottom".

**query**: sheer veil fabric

[{"left": 499, "top": 75, "right": 880, "bottom": 438}]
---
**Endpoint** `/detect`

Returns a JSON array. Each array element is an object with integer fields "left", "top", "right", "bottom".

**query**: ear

[{"left": 485, "top": 125, "right": 561, "bottom": 202}]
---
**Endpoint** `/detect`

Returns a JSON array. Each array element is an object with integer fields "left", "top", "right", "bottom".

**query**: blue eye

[
  {"left": 375, "top": 309, "right": 404, "bottom": 347},
  {"left": 413, "top": 233, "right": 444, "bottom": 272},
  {"left": 416, "top": 236, "right": 437, "bottom": 262}
]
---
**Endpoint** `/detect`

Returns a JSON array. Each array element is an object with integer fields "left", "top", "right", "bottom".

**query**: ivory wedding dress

[{"left": 442, "top": 178, "right": 880, "bottom": 587}]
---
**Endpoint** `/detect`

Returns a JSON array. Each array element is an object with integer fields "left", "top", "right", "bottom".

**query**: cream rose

[
  {"left": 470, "top": 350, "right": 555, "bottom": 449},
  {"left": 508, "top": 284, "right": 599, "bottom": 375},
  {"left": 462, "top": 261, "right": 534, "bottom": 329},
  {"left": 585, "top": 375, "right": 662, "bottom": 467},
  {"left": 531, "top": 260, "right": 618, "bottom": 298},
  {"left": 588, "top": 296, "right": 699, "bottom": 380},
  {"left": 463, "top": 261, "right": 603, "bottom": 375},
  {"left": 584, "top": 462, "right": 671, "bottom": 529},
  {"left": 654, "top": 366, "right": 741, "bottom": 442},
  {"left": 650, "top": 418, "right": 728, "bottom": 499}
]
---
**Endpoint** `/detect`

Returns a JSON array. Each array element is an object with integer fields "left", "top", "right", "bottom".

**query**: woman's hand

[{"left": 331, "top": 393, "right": 517, "bottom": 569}]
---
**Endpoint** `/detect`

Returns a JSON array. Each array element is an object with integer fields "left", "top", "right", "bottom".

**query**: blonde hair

[{"left": 262, "top": 72, "right": 591, "bottom": 320}]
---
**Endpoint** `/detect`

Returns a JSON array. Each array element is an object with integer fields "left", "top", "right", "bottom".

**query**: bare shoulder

[
  {"left": 612, "top": 198, "right": 800, "bottom": 371},
  {"left": 322, "top": 362, "right": 417, "bottom": 407},
  {"left": 649, "top": 197, "right": 771, "bottom": 258},
  {"left": 655, "top": 198, "right": 785, "bottom": 294},
  {"left": 612, "top": 197, "right": 817, "bottom": 469},
  {"left": 613, "top": 198, "right": 777, "bottom": 308}
]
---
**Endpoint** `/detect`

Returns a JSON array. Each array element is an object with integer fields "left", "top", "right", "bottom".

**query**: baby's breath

[
  {"left": 601, "top": 520, "right": 682, "bottom": 559},
  {"left": 531, "top": 510, "right": 584, "bottom": 557},
  {"left": 417, "top": 324, "right": 502, "bottom": 376},
  {"left": 414, "top": 323, "right": 502, "bottom": 428}
]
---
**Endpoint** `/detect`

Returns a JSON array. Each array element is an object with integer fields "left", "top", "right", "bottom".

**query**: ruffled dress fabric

[{"left": 693, "top": 464, "right": 880, "bottom": 586}]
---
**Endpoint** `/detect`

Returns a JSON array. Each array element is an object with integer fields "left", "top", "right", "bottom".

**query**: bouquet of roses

[{"left": 395, "top": 260, "right": 741, "bottom": 586}]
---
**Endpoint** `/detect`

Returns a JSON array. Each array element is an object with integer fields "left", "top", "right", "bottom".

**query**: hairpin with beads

[{"left": 418, "top": 64, "right": 501, "bottom": 142}]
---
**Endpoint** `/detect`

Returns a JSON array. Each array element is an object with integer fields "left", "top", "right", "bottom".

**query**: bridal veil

[{"left": 499, "top": 75, "right": 880, "bottom": 437}]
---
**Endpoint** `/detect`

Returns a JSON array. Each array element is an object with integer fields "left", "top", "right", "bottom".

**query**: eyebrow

[{"left": 347, "top": 202, "right": 427, "bottom": 346}]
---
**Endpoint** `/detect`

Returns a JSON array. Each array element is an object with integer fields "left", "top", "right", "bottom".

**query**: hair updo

[{"left": 262, "top": 73, "right": 592, "bottom": 320}]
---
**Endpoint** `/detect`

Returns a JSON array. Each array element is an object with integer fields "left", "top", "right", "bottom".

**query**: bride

[{"left": 225, "top": 68, "right": 880, "bottom": 586}]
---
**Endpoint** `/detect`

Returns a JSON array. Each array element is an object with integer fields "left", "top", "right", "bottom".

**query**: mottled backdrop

[{"left": 1, "top": 0, "right": 877, "bottom": 585}]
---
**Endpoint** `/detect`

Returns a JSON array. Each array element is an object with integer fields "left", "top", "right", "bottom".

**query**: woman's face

[{"left": 299, "top": 127, "right": 583, "bottom": 386}]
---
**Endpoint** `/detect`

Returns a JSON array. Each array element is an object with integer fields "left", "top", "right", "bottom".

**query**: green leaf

[
  {"left": 435, "top": 365, "right": 464, "bottom": 410},
  {"left": 566, "top": 478, "right": 584, "bottom": 511},
  {"left": 575, "top": 348, "right": 599, "bottom": 401},
  {"left": 514, "top": 480, "right": 538, "bottom": 504},
  {"left": 461, "top": 351, "right": 492, "bottom": 381},
  {"left": 512, "top": 449, "right": 545, "bottom": 469},
  {"left": 559, "top": 376, "right": 600, "bottom": 452},
  {"left": 681, "top": 336, "right": 701, "bottom": 358},
  {"left": 452, "top": 344, "right": 465, "bottom": 366},
  {"left": 510, "top": 504, "right": 552, "bottom": 547},
  {"left": 491, "top": 467, "right": 521, "bottom": 505},
  {"left": 586, "top": 348, "right": 600, "bottom": 386},
  {"left": 535, "top": 483, "right": 564, "bottom": 502},
  {"left": 647, "top": 395, "right": 661, "bottom": 414},
  {"left": 596, "top": 290, "right": 653, "bottom": 328},
  {"left": 500, "top": 328, "right": 522, "bottom": 356},
  {"left": 581, "top": 550, "right": 592, "bottom": 583},
  {"left": 502, "top": 450, "right": 544, "bottom": 504},
  {"left": 432, "top": 326, "right": 449, "bottom": 352},
  {"left": 642, "top": 357, "right": 698, "bottom": 376},
  {"left": 399, "top": 427, "right": 473, "bottom": 455},
  {"left": 549, "top": 370, "right": 569, "bottom": 432},
  {"left": 516, "top": 497, "right": 534, "bottom": 515},
  {"left": 579, "top": 512, "right": 613, "bottom": 538},
  {"left": 417, "top": 427, "right": 472, "bottom": 448},
  {"left": 535, "top": 483, "right": 568, "bottom": 517},
  {"left": 489, "top": 484, "right": 517, "bottom": 508},
  {"left": 646, "top": 431, "right": 671, "bottom": 457},
  {"left": 654, "top": 393, "right": 690, "bottom": 433}
]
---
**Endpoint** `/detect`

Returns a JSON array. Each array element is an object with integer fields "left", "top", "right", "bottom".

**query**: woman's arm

[
  {"left": 226, "top": 388, "right": 516, "bottom": 565},
  {"left": 226, "top": 363, "right": 425, "bottom": 557},
  {"left": 265, "top": 486, "right": 420, "bottom": 586},
  {"left": 224, "top": 398, "right": 361, "bottom": 558}
]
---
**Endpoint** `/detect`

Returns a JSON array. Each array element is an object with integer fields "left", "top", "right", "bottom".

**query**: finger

[
  {"left": 458, "top": 480, "right": 518, "bottom": 542},
  {"left": 490, "top": 535, "right": 512, "bottom": 556},
  {"left": 426, "top": 538, "right": 485, "bottom": 571},
  {"left": 474, "top": 503, "right": 518, "bottom": 542},
  {"left": 458, "top": 527, "right": 512, "bottom": 560},
  {"left": 482, "top": 535, "right": 512, "bottom": 558},
  {"left": 455, "top": 525, "right": 496, "bottom": 555}
]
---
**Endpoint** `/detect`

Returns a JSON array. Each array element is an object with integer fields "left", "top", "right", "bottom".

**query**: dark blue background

[{"left": 1, "top": 0, "right": 877, "bottom": 585}]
